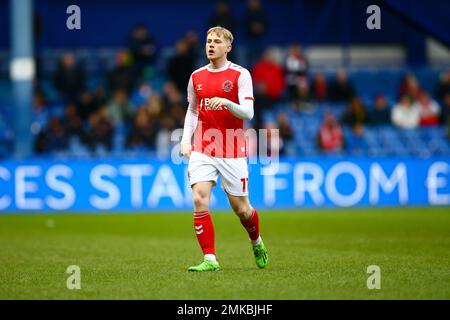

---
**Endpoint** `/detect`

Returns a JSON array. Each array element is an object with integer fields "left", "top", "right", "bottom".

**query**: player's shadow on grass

[
  {"left": 185, "top": 267, "right": 264, "bottom": 272},
  {"left": 218, "top": 267, "right": 271, "bottom": 272}
]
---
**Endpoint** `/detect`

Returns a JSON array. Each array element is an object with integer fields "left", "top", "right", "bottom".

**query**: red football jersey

[{"left": 188, "top": 61, "right": 254, "bottom": 158}]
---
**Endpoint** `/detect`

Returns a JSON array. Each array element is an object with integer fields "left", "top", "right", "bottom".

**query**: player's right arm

[
  {"left": 180, "top": 75, "right": 198, "bottom": 159},
  {"left": 208, "top": 68, "right": 254, "bottom": 120}
]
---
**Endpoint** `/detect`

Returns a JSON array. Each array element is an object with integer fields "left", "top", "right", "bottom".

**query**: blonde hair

[{"left": 206, "top": 26, "right": 234, "bottom": 44}]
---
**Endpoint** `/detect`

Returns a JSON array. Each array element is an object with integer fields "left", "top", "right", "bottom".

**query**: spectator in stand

[
  {"left": 78, "top": 86, "right": 107, "bottom": 121},
  {"left": 53, "top": 52, "right": 85, "bottom": 102},
  {"left": 291, "top": 80, "right": 314, "bottom": 111},
  {"left": 107, "top": 89, "right": 135, "bottom": 125},
  {"left": 85, "top": 106, "right": 114, "bottom": 152},
  {"left": 284, "top": 44, "right": 309, "bottom": 101},
  {"left": 35, "top": 116, "right": 68, "bottom": 154},
  {"left": 341, "top": 96, "right": 368, "bottom": 127},
  {"left": 156, "top": 115, "right": 176, "bottom": 159},
  {"left": 108, "top": 50, "right": 137, "bottom": 96},
  {"left": 277, "top": 112, "right": 293, "bottom": 155},
  {"left": 436, "top": 70, "right": 450, "bottom": 104},
  {"left": 126, "top": 23, "right": 157, "bottom": 77},
  {"left": 167, "top": 39, "right": 196, "bottom": 93},
  {"left": 252, "top": 49, "right": 285, "bottom": 129},
  {"left": 208, "top": 1, "right": 236, "bottom": 62},
  {"left": 346, "top": 123, "right": 368, "bottom": 155},
  {"left": 126, "top": 107, "right": 159, "bottom": 151},
  {"left": 170, "top": 101, "right": 188, "bottom": 129},
  {"left": 144, "top": 94, "right": 163, "bottom": 121},
  {"left": 244, "top": 0, "right": 268, "bottom": 66},
  {"left": 61, "top": 103, "right": 84, "bottom": 140},
  {"left": 413, "top": 91, "right": 441, "bottom": 127},
  {"left": 162, "top": 81, "right": 183, "bottom": 109},
  {"left": 208, "top": 0, "right": 236, "bottom": 33},
  {"left": 391, "top": 95, "right": 420, "bottom": 129},
  {"left": 127, "top": 94, "right": 164, "bottom": 151},
  {"left": 34, "top": 131, "right": 48, "bottom": 154},
  {"left": 398, "top": 73, "right": 421, "bottom": 101},
  {"left": 184, "top": 30, "right": 201, "bottom": 67},
  {"left": 252, "top": 49, "right": 285, "bottom": 101},
  {"left": 329, "top": 68, "right": 355, "bottom": 102},
  {"left": 368, "top": 93, "right": 391, "bottom": 126},
  {"left": 47, "top": 116, "right": 69, "bottom": 152},
  {"left": 318, "top": 112, "right": 343, "bottom": 153},
  {"left": 311, "top": 72, "right": 328, "bottom": 102}
]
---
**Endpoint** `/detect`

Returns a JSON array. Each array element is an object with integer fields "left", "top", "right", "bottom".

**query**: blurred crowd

[
  {"left": 30, "top": 0, "right": 450, "bottom": 157},
  {"left": 316, "top": 71, "right": 450, "bottom": 155}
]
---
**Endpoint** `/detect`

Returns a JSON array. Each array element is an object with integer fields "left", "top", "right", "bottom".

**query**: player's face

[{"left": 205, "top": 33, "right": 231, "bottom": 61}]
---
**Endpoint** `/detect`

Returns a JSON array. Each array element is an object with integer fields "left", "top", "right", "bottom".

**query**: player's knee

[
  {"left": 193, "top": 190, "right": 209, "bottom": 209},
  {"left": 233, "top": 204, "right": 252, "bottom": 219}
]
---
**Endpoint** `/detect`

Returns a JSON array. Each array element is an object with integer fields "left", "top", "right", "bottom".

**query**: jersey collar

[{"left": 207, "top": 61, "right": 231, "bottom": 73}]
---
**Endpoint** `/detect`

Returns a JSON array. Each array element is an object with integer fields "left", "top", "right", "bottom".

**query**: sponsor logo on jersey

[
  {"left": 222, "top": 80, "right": 233, "bottom": 92},
  {"left": 199, "top": 98, "right": 223, "bottom": 111}
]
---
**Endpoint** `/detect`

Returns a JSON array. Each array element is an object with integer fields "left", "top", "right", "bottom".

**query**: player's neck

[{"left": 209, "top": 57, "right": 229, "bottom": 70}]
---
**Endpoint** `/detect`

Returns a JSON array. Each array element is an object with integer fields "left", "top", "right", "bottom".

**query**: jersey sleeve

[
  {"left": 237, "top": 68, "right": 254, "bottom": 105},
  {"left": 181, "top": 74, "right": 199, "bottom": 145},
  {"left": 187, "top": 75, "right": 197, "bottom": 105}
]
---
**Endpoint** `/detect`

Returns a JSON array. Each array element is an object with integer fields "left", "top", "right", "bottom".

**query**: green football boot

[
  {"left": 188, "top": 259, "right": 220, "bottom": 272},
  {"left": 253, "top": 239, "right": 268, "bottom": 269}
]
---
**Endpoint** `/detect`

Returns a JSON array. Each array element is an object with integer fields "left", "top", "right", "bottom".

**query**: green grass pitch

[{"left": 0, "top": 207, "right": 449, "bottom": 299}]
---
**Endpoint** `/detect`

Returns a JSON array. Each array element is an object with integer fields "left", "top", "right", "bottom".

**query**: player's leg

[
  {"left": 187, "top": 152, "right": 220, "bottom": 271},
  {"left": 191, "top": 181, "right": 218, "bottom": 267},
  {"left": 217, "top": 157, "right": 268, "bottom": 269},
  {"left": 227, "top": 194, "right": 268, "bottom": 269}
]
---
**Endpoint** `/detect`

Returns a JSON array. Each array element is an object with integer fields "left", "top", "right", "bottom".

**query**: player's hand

[
  {"left": 209, "top": 97, "right": 228, "bottom": 110},
  {"left": 180, "top": 143, "right": 192, "bottom": 159}
]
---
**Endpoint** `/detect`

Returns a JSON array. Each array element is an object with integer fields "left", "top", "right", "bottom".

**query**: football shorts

[{"left": 188, "top": 151, "right": 249, "bottom": 196}]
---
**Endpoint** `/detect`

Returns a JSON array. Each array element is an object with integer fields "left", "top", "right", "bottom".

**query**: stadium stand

[
  {"left": 1, "top": 48, "right": 448, "bottom": 159},
  {"left": 1, "top": 0, "right": 449, "bottom": 160}
]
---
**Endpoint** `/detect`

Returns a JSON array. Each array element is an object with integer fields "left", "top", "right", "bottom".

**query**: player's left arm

[{"left": 209, "top": 69, "right": 254, "bottom": 120}]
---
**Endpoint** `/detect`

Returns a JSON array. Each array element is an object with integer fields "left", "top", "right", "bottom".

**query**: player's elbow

[{"left": 243, "top": 109, "right": 254, "bottom": 121}]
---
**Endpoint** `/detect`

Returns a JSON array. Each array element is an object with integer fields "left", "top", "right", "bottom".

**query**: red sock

[
  {"left": 240, "top": 208, "right": 260, "bottom": 241},
  {"left": 193, "top": 211, "right": 215, "bottom": 255}
]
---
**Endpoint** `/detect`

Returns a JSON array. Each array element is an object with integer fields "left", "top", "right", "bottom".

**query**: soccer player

[{"left": 180, "top": 26, "right": 268, "bottom": 272}]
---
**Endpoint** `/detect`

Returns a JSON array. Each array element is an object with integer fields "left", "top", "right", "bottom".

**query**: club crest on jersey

[{"left": 222, "top": 80, "right": 233, "bottom": 92}]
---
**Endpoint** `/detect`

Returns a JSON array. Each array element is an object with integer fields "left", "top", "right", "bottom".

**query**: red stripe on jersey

[{"left": 245, "top": 97, "right": 254, "bottom": 100}]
